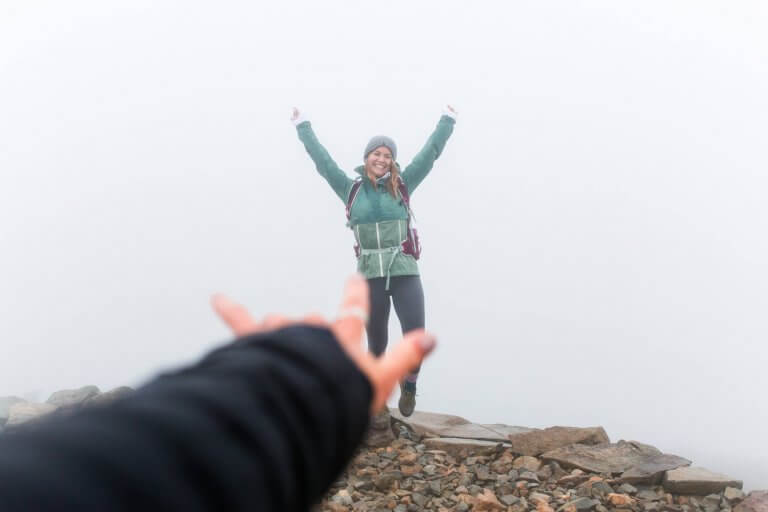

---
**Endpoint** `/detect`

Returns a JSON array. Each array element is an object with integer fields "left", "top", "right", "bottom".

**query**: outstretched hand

[
  {"left": 211, "top": 274, "right": 436, "bottom": 413},
  {"left": 290, "top": 107, "right": 300, "bottom": 122}
]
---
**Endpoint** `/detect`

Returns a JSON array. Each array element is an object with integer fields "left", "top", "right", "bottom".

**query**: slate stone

[
  {"left": 508, "top": 427, "right": 610, "bottom": 456},
  {"left": 724, "top": 488, "right": 746, "bottom": 502},
  {"left": 0, "top": 396, "right": 26, "bottom": 425},
  {"left": 560, "top": 497, "right": 600, "bottom": 511},
  {"left": 422, "top": 437, "right": 510, "bottom": 458},
  {"left": 618, "top": 484, "right": 638, "bottom": 494},
  {"left": 46, "top": 386, "right": 100, "bottom": 408},
  {"left": 543, "top": 440, "right": 689, "bottom": 475},
  {"left": 620, "top": 455, "right": 692, "bottom": 485},
  {"left": 5, "top": 402, "right": 57, "bottom": 427},
  {"left": 663, "top": 467, "right": 743, "bottom": 495},
  {"left": 391, "top": 409, "right": 529, "bottom": 442},
  {"left": 84, "top": 386, "right": 133, "bottom": 407}
]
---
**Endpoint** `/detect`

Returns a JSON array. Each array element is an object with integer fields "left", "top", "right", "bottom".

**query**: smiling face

[{"left": 364, "top": 146, "right": 393, "bottom": 179}]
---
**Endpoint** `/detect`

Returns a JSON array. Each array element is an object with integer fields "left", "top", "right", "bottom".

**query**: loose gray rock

[
  {"left": 560, "top": 497, "right": 600, "bottom": 511},
  {"left": 558, "top": 474, "right": 592, "bottom": 487},
  {"left": 618, "top": 483, "right": 638, "bottom": 494},
  {"left": 84, "top": 386, "right": 133, "bottom": 407},
  {"left": 735, "top": 491, "right": 768, "bottom": 512},
  {"left": 331, "top": 490, "right": 353, "bottom": 506},
  {"left": 508, "top": 426, "right": 610, "bottom": 456},
  {"left": 590, "top": 481, "right": 614, "bottom": 497},
  {"left": 411, "top": 492, "right": 427, "bottom": 507},
  {"left": 476, "top": 464, "right": 492, "bottom": 480},
  {"left": 636, "top": 489, "right": 661, "bottom": 501},
  {"left": 5, "top": 402, "right": 57, "bottom": 428},
  {"left": 353, "top": 479, "right": 373, "bottom": 491},
  {"left": 663, "top": 467, "right": 743, "bottom": 495},
  {"left": 538, "top": 464, "right": 554, "bottom": 480},
  {"left": 518, "top": 470, "right": 540, "bottom": 483},
  {"left": 390, "top": 409, "right": 533, "bottom": 442},
  {"left": 374, "top": 471, "right": 402, "bottom": 491},
  {"left": 529, "top": 491, "right": 552, "bottom": 504},
  {"left": 619, "top": 454, "right": 692, "bottom": 485},
  {"left": 502, "top": 495, "right": 520, "bottom": 506},
  {"left": 703, "top": 493, "right": 723, "bottom": 509},
  {"left": 422, "top": 437, "right": 510, "bottom": 458},
  {"left": 46, "top": 386, "right": 100, "bottom": 408},
  {"left": 724, "top": 487, "right": 745, "bottom": 502},
  {"left": 0, "top": 396, "right": 26, "bottom": 426},
  {"left": 513, "top": 455, "right": 542, "bottom": 472},
  {"left": 480, "top": 424, "right": 537, "bottom": 438}
]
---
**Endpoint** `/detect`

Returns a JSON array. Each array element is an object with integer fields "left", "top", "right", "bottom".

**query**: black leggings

[{"left": 366, "top": 275, "right": 425, "bottom": 369}]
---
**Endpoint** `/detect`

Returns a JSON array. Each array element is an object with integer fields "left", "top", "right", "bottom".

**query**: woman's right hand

[{"left": 290, "top": 107, "right": 300, "bottom": 122}]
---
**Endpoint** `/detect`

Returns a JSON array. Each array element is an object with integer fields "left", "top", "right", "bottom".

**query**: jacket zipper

[{"left": 375, "top": 223, "right": 383, "bottom": 277}]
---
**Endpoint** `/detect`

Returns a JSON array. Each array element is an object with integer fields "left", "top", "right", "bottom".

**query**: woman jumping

[{"left": 291, "top": 105, "right": 456, "bottom": 416}]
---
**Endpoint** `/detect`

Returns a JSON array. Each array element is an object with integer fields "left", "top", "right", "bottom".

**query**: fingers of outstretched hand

[
  {"left": 211, "top": 294, "right": 262, "bottom": 336},
  {"left": 261, "top": 314, "right": 293, "bottom": 331},
  {"left": 369, "top": 330, "right": 436, "bottom": 411},
  {"left": 301, "top": 313, "right": 327, "bottom": 328},
  {"left": 331, "top": 274, "right": 369, "bottom": 348},
  {"left": 291, "top": 107, "right": 299, "bottom": 120}
]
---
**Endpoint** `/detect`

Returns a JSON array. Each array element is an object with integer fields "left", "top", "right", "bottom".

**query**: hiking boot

[{"left": 398, "top": 381, "right": 417, "bottom": 417}]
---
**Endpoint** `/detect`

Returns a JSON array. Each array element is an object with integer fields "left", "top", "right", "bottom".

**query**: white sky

[{"left": 1, "top": 0, "right": 767, "bottom": 490}]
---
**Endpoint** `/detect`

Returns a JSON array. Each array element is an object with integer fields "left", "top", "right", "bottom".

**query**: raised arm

[
  {"left": 292, "top": 108, "right": 353, "bottom": 202},
  {"left": 401, "top": 105, "right": 457, "bottom": 194}
]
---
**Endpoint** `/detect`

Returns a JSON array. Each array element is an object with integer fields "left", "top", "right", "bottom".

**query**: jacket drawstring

[{"left": 359, "top": 246, "right": 400, "bottom": 290}]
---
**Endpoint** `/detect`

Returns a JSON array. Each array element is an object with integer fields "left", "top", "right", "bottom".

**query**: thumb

[{"left": 370, "top": 330, "right": 437, "bottom": 409}]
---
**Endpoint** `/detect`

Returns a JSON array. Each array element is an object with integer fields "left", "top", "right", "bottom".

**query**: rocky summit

[
  {"left": 2, "top": 391, "right": 765, "bottom": 511},
  {"left": 316, "top": 409, "right": 765, "bottom": 512},
  {"left": 0, "top": 386, "right": 134, "bottom": 433}
]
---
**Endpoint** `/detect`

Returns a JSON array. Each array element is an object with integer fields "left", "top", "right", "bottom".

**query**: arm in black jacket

[{"left": 0, "top": 326, "right": 372, "bottom": 511}]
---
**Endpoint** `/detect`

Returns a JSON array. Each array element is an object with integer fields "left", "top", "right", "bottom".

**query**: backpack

[{"left": 345, "top": 177, "right": 422, "bottom": 260}]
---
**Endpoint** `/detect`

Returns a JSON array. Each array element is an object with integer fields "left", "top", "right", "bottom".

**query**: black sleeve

[{"left": 0, "top": 326, "right": 372, "bottom": 511}]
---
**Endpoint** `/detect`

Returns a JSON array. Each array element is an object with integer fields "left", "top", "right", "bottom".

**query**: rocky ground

[
  {"left": 316, "top": 410, "right": 767, "bottom": 512},
  {"left": 3, "top": 390, "right": 766, "bottom": 512},
  {"left": 1, "top": 386, "right": 133, "bottom": 432}
]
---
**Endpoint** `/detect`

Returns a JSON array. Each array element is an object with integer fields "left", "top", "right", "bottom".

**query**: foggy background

[{"left": 1, "top": 0, "right": 766, "bottom": 490}]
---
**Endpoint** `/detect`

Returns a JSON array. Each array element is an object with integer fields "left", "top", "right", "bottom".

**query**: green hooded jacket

[{"left": 296, "top": 115, "right": 456, "bottom": 284}]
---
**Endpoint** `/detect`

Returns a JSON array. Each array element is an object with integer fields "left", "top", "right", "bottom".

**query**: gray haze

[{"left": 1, "top": 0, "right": 767, "bottom": 490}]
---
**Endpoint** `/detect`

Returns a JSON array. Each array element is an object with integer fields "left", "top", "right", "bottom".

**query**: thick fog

[{"left": 1, "top": 0, "right": 766, "bottom": 490}]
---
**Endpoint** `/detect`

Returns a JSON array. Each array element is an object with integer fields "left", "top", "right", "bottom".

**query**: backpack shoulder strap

[
  {"left": 346, "top": 177, "right": 363, "bottom": 221},
  {"left": 397, "top": 177, "right": 412, "bottom": 215}
]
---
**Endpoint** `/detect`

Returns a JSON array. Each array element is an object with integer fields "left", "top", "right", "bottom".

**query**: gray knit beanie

[{"left": 363, "top": 136, "right": 397, "bottom": 161}]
